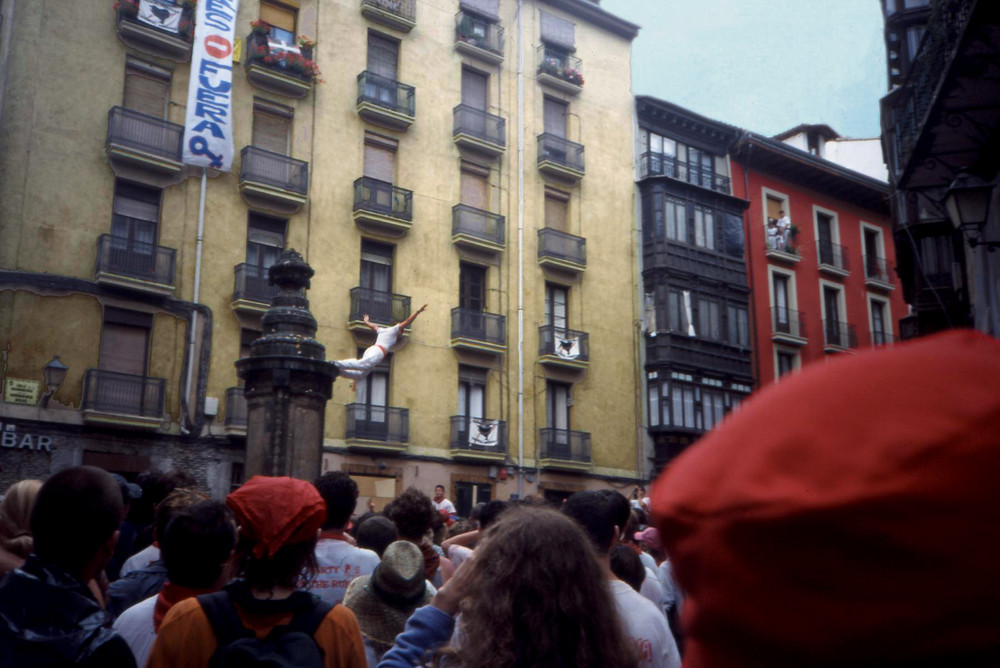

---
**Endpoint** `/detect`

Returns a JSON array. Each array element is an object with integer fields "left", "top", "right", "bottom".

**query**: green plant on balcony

[
  {"left": 537, "top": 56, "right": 584, "bottom": 87},
  {"left": 563, "top": 68, "right": 584, "bottom": 86},
  {"left": 248, "top": 40, "right": 323, "bottom": 84},
  {"left": 250, "top": 18, "right": 271, "bottom": 35}
]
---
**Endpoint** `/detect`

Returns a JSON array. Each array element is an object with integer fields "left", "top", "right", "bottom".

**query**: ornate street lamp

[
  {"left": 40, "top": 355, "right": 68, "bottom": 407},
  {"left": 945, "top": 171, "right": 999, "bottom": 251}
]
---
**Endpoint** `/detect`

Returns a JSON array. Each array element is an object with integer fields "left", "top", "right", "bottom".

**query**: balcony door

[
  {"left": 360, "top": 240, "right": 394, "bottom": 322},
  {"left": 457, "top": 365, "right": 487, "bottom": 446},
  {"left": 367, "top": 32, "right": 399, "bottom": 105},
  {"left": 260, "top": 0, "right": 297, "bottom": 45},
  {"left": 459, "top": 262, "right": 487, "bottom": 337},
  {"left": 687, "top": 147, "right": 714, "bottom": 189},
  {"left": 111, "top": 181, "right": 160, "bottom": 277},
  {"left": 245, "top": 214, "right": 286, "bottom": 299},
  {"left": 98, "top": 308, "right": 152, "bottom": 414},
  {"left": 543, "top": 96, "right": 567, "bottom": 135},
  {"left": 817, "top": 212, "right": 834, "bottom": 265},
  {"left": 773, "top": 273, "right": 790, "bottom": 333},
  {"left": 355, "top": 354, "right": 389, "bottom": 440},
  {"left": 871, "top": 299, "right": 888, "bottom": 344},
  {"left": 252, "top": 100, "right": 291, "bottom": 155},
  {"left": 864, "top": 228, "right": 881, "bottom": 278},
  {"left": 545, "top": 283, "right": 568, "bottom": 336},
  {"left": 363, "top": 133, "right": 398, "bottom": 214},
  {"left": 547, "top": 381, "right": 571, "bottom": 457},
  {"left": 461, "top": 68, "right": 488, "bottom": 135},
  {"left": 824, "top": 285, "right": 842, "bottom": 345}
]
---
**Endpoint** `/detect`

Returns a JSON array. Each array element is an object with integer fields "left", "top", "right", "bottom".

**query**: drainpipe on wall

[
  {"left": 516, "top": 0, "right": 525, "bottom": 499},
  {"left": 181, "top": 169, "right": 207, "bottom": 434}
]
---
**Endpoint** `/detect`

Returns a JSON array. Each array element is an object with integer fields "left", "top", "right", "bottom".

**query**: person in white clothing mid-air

[{"left": 335, "top": 304, "right": 428, "bottom": 381}]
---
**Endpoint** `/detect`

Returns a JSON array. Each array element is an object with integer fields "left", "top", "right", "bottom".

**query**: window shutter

[
  {"left": 460, "top": 170, "right": 488, "bottom": 210},
  {"left": 252, "top": 108, "right": 291, "bottom": 155},
  {"left": 364, "top": 142, "right": 396, "bottom": 183},
  {"left": 460, "top": 0, "right": 499, "bottom": 19},
  {"left": 259, "top": 2, "right": 296, "bottom": 32},
  {"left": 99, "top": 321, "right": 150, "bottom": 375},
  {"left": 124, "top": 68, "right": 169, "bottom": 118},
  {"left": 367, "top": 33, "right": 399, "bottom": 79},
  {"left": 544, "top": 191, "right": 568, "bottom": 231},
  {"left": 540, "top": 11, "right": 575, "bottom": 50},
  {"left": 461, "top": 69, "right": 488, "bottom": 110},
  {"left": 543, "top": 98, "right": 567, "bottom": 137}
]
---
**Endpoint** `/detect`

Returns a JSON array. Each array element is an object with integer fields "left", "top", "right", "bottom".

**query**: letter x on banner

[{"left": 183, "top": 0, "right": 240, "bottom": 171}]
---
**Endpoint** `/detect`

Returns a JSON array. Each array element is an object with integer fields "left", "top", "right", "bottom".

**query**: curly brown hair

[{"left": 441, "top": 506, "right": 638, "bottom": 668}]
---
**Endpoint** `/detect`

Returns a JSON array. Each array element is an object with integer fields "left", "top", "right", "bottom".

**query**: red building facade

[{"left": 730, "top": 134, "right": 908, "bottom": 387}]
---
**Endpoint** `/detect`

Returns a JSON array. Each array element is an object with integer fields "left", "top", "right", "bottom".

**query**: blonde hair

[{"left": 0, "top": 479, "right": 43, "bottom": 558}]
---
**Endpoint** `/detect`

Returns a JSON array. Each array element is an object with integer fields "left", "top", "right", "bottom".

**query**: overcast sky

[{"left": 599, "top": 0, "right": 887, "bottom": 139}]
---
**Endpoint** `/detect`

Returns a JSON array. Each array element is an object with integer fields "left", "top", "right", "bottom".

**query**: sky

[{"left": 599, "top": 0, "right": 888, "bottom": 139}]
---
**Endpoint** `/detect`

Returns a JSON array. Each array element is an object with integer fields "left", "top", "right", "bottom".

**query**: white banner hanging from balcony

[
  {"left": 555, "top": 336, "right": 580, "bottom": 360},
  {"left": 470, "top": 419, "right": 499, "bottom": 447},
  {"left": 182, "top": 0, "right": 240, "bottom": 172},
  {"left": 138, "top": 0, "right": 182, "bottom": 33}
]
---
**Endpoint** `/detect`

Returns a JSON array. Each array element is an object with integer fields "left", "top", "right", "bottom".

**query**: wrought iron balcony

[
  {"left": 81, "top": 368, "right": 165, "bottom": 429},
  {"left": 823, "top": 320, "right": 858, "bottom": 351},
  {"left": 817, "top": 241, "right": 850, "bottom": 277},
  {"left": 538, "top": 428, "right": 592, "bottom": 470},
  {"left": 644, "top": 332, "right": 753, "bottom": 380},
  {"left": 450, "top": 416, "right": 508, "bottom": 461},
  {"left": 538, "top": 325, "right": 589, "bottom": 370},
  {"left": 244, "top": 33, "right": 317, "bottom": 99},
  {"left": 537, "top": 134, "right": 585, "bottom": 182},
  {"left": 239, "top": 146, "right": 309, "bottom": 214},
  {"left": 349, "top": 287, "right": 411, "bottom": 327},
  {"left": 452, "top": 204, "right": 505, "bottom": 253},
  {"left": 224, "top": 387, "right": 248, "bottom": 430},
  {"left": 94, "top": 233, "right": 176, "bottom": 296},
  {"left": 106, "top": 107, "right": 184, "bottom": 177},
  {"left": 453, "top": 105, "right": 506, "bottom": 158},
  {"left": 638, "top": 152, "right": 732, "bottom": 194},
  {"left": 232, "top": 263, "right": 280, "bottom": 313},
  {"left": 536, "top": 45, "right": 583, "bottom": 95},
  {"left": 455, "top": 10, "right": 504, "bottom": 63},
  {"left": 356, "top": 71, "right": 416, "bottom": 131},
  {"left": 346, "top": 404, "right": 410, "bottom": 446},
  {"left": 115, "top": 2, "right": 193, "bottom": 62},
  {"left": 353, "top": 177, "right": 414, "bottom": 237},
  {"left": 537, "top": 228, "right": 586, "bottom": 275},
  {"left": 450, "top": 308, "right": 506, "bottom": 354},
  {"left": 361, "top": 0, "right": 416, "bottom": 32},
  {"left": 771, "top": 306, "right": 807, "bottom": 345},
  {"left": 863, "top": 254, "right": 894, "bottom": 290}
]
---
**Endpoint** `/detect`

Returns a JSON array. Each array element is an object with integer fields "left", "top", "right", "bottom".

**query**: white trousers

[{"left": 335, "top": 345, "right": 386, "bottom": 380}]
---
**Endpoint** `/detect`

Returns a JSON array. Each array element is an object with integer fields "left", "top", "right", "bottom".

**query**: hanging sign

[
  {"left": 555, "top": 336, "right": 580, "bottom": 360},
  {"left": 182, "top": 0, "right": 240, "bottom": 171},
  {"left": 469, "top": 419, "right": 499, "bottom": 447},
  {"left": 138, "top": 0, "right": 182, "bottom": 33}
]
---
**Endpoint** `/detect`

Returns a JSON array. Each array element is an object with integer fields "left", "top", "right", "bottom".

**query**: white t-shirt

[
  {"left": 639, "top": 566, "right": 670, "bottom": 618},
  {"left": 446, "top": 544, "right": 474, "bottom": 569},
  {"left": 119, "top": 544, "right": 160, "bottom": 577},
  {"left": 112, "top": 594, "right": 157, "bottom": 668},
  {"left": 433, "top": 498, "right": 456, "bottom": 515},
  {"left": 310, "top": 537, "right": 381, "bottom": 605},
  {"left": 375, "top": 325, "right": 403, "bottom": 353},
  {"left": 609, "top": 579, "right": 681, "bottom": 668}
]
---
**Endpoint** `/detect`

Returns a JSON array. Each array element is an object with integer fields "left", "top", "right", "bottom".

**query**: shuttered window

[
  {"left": 123, "top": 60, "right": 170, "bottom": 118},
  {"left": 460, "top": 168, "right": 488, "bottom": 210},
  {"left": 543, "top": 98, "right": 567, "bottom": 137},
  {"left": 540, "top": 11, "right": 575, "bottom": 50},
  {"left": 260, "top": 1, "right": 296, "bottom": 43},
  {"left": 367, "top": 32, "right": 399, "bottom": 80},
  {"left": 544, "top": 188, "right": 568, "bottom": 231},
  {"left": 252, "top": 101, "right": 292, "bottom": 155},
  {"left": 246, "top": 213, "right": 286, "bottom": 267},
  {"left": 460, "top": 0, "right": 499, "bottom": 19},
  {"left": 99, "top": 308, "right": 152, "bottom": 375},
  {"left": 364, "top": 133, "right": 397, "bottom": 183},
  {"left": 461, "top": 68, "right": 488, "bottom": 110}
]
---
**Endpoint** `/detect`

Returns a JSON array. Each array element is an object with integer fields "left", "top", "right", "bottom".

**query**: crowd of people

[{"left": 0, "top": 329, "right": 998, "bottom": 667}]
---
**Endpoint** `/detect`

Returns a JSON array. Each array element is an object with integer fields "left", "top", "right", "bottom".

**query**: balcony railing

[
  {"left": 245, "top": 33, "right": 318, "bottom": 85},
  {"left": 95, "top": 233, "right": 176, "bottom": 287},
  {"left": 450, "top": 416, "right": 508, "bottom": 454},
  {"left": 823, "top": 320, "right": 858, "bottom": 349},
  {"left": 82, "top": 369, "right": 165, "bottom": 418},
  {"left": 453, "top": 105, "right": 506, "bottom": 149},
  {"left": 538, "top": 428, "right": 591, "bottom": 464},
  {"left": 538, "top": 228, "right": 586, "bottom": 267},
  {"left": 871, "top": 330, "right": 897, "bottom": 346},
  {"left": 772, "top": 306, "right": 806, "bottom": 339},
  {"left": 240, "top": 146, "right": 308, "bottom": 195},
  {"left": 455, "top": 10, "right": 504, "bottom": 59},
  {"left": 537, "top": 134, "right": 585, "bottom": 174},
  {"left": 538, "top": 325, "right": 589, "bottom": 364},
  {"left": 361, "top": 0, "right": 416, "bottom": 31},
  {"left": 863, "top": 254, "right": 892, "bottom": 284},
  {"left": 349, "top": 287, "right": 411, "bottom": 325},
  {"left": 106, "top": 106, "right": 183, "bottom": 163},
  {"left": 817, "top": 242, "right": 850, "bottom": 274},
  {"left": 117, "top": 3, "right": 194, "bottom": 42},
  {"left": 452, "top": 204, "right": 505, "bottom": 248},
  {"left": 536, "top": 45, "right": 583, "bottom": 89},
  {"left": 346, "top": 404, "right": 409, "bottom": 442},
  {"left": 225, "top": 387, "right": 248, "bottom": 428},
  {"left": 638, "top": 152, "right": 732, "bottom": 194},
  {"left": 233, "top": 263, "right": 280, "bottom": 306},
  {"left": 357, "top": 71, "right": 416, "bottom": 117},
  {"left": 451, "top": 308, "right": 506, "bottom": 347},
  {"left": 354, "top": 177, "right": 413, "bottom": 222},
  {"left": 115, "top": 2, "right": 193, "bottom": 62}
]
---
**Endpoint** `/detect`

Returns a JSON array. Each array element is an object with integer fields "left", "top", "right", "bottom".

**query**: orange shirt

[{"left": 147, "top": 594, "right": 366, "bottom": 668}]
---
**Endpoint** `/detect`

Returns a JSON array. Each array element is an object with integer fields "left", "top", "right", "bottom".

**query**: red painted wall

[{"left": 731, "top": 161, "right": 909, "bottom": 387}]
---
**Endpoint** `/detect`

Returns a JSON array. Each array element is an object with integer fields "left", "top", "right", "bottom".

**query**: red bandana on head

[{"left": 226, "top": 476, "right": 326, "bottom": 559}]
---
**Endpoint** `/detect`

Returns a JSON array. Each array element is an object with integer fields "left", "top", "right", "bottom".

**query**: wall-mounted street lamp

[
  {"left": 40, "top": 355, "right": 68, "bottom": 407},
  {"left": 945, "top": 171, "right": 1000, "bottom": 252}
]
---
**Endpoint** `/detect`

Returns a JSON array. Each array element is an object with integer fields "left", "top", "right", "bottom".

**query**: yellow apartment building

[{"left": 0, "top": 0, "right": 644, "bottom": 509}]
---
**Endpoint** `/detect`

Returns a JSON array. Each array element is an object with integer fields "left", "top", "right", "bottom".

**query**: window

[
  {"left": 772, "top": 273, "right": 791, "bottom": 331},
  {"left": 816, "top": 211, "right": 836, "bottom": 265},
  {"left": 460, "top": 162, "right": 489, "bottom": 211},
  {"left": 543, "top": 97, "right": 567, "bottom": 138},
  {"left": 687, "top": 147, "right": 714, "bottom": 189},
  {"left": 260, "top": 1, "right": 297, "bottom": 45},
  {"left": 647, "top": 133, "right": 678, "bottom": 176},
  {"left": 664, "top": 196, "right": 686, "bottom": 243},
  {"left": 99, "top": 308, "right": 152, "bottom": 376},
  {"left": 547, "top": 381, "right": 571, "bottom": 448},
  {"left": 777, "top": 351, "right": 796, "bottom": 378},
  {"left": 727, "top": 305, "right": 749, "bottom": 347},
  {"left": 111, "top": 180, "right": 161, "bottom": 271},
  {"left": 455, "top": 481, "right": 492, "bottom": 519},
  {"left": 871, "top": 298, "right": 889, "bottom": 344},
  {"left": 246, "top": 213, "right": 286, "bottom": 269},
  {"left": 546, "top": 283, "right": 568, "bottom": 332},
  {"left": 697, "top": 298, "right": 721, "bottom": 340},
  {"left": 671, "top": 383, "right": 696, "bottom": 429},
  {"left": 693, "top": 205, "right": 715, "bottom": 250},
  {"left": 701, "top": 389, "right": 726, "bottom": 431},
  {"left": 539, "top": 11, "right": 575, "bottom": 50},
  {"left": 648, "top": 376, "right": 745, "bottom": 432},
  {"left": 667, "top": 289, "right": 693, "bottom": 336},
  {"left": 360, "top": 240, "right": 394, "bottom": 294},
  {"left": 823, "top": 285, "right": 845, "bottom": 346},
  {"left": 252, "top": 99, "right": 292, "bottom": 155},
  {"left": 461, "top": 68, "right": 488, "bottom": 111},
  {"left": 457, "top": 365, "right": 487, "bottom": 421},
  {"left": 355, "top": 350, "right": 390, "bottom": 438},
  {"left": 766, "top": 195, "right": 784, "bottom": 224},
  {"left": 459, "top": 263, "right": 486, "bottom": 312},
  {"left": 123, "top": 58, "right": 170, "bottom": 118},
  {"left": 366, "top": 32, "right": 399, "bottom": 106},
  {"left": 364, "top": 132, "right": 397, "bottom": 184},
  {"left": 919, "top": 235, "right": 954, "bottom": 283},
  {"left": 230, "top": 462, "right": 245, "bottom": 492},
  {"left": 544, "top": 188, "right": 568, "bottom": 232}
]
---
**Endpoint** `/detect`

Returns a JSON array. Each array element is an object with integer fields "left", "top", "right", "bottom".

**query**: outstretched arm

[
  {"left": 398, "top": 304, "right": 428, "bottom": 330},
  {"left": 362, "top": 314, "right": 379, "bottom": 334}
]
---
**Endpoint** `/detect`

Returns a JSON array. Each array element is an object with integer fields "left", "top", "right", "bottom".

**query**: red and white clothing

[
  {"left": 336, "top": 325, "right": 403, "bottom": 381},
  {"left": 310, "top": 531, "right": 380, "bottom": 606},
  {"left": 609, "top": 579, "right": 681, "bottom": 668}
]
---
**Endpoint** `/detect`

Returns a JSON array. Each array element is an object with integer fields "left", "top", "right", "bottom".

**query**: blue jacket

[{"left": 377, "top": 605, "right": 455, "bottom": 667}]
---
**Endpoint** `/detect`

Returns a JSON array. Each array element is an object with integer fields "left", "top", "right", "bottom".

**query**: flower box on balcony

[{"left": 244, "top": 32, "right": 319, "bottom": 99}]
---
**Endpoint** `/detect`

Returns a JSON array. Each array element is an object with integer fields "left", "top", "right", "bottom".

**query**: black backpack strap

[
  {"left": 197, "top": 591, "right": 254, "bottom": 647},
  {"left": 285, "top": 596, "right": 335, "bottom": 638}
]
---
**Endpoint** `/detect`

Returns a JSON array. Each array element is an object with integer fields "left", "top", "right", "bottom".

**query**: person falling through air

[{"left": 335, "top": 304, "right": 428, "bottom": 381}]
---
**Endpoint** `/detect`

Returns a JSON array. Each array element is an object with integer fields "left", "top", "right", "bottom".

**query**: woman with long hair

[
  {"left": 0, "top": 479, "right": 42, "bottom": 576},
  {"left": 379, "top": 505, "right": 638, "bottom": 668}
]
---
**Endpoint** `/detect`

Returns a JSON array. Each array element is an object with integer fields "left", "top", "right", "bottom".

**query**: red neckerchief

[
  {"left": 319, "top": 529, "right": 350, "bottom": 541},
  {"left": 153, "top": 582, "right": 215, "bottom": 631}
]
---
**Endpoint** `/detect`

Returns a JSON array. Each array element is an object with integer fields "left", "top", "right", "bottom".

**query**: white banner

[
  {"left": 555, "top": 336, "right": 580, "bottom": 360},
  {"left": 469, "top": 419, "right": 499, "bottom": 447},
  {"left": 182, "top": 0, "right": 239, "bottom": 171},
  {"left": 138, "top": 0, "right": 182, "bottom": 33}
]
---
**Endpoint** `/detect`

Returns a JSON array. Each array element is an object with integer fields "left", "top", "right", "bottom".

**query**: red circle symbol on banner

[{"left": 204, "top": 35, "right": 232, "bottom": 59}]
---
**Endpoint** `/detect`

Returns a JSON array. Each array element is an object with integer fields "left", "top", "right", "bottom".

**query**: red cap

[
  {"left": 227, "top": 476, "right": 326, "bottom": 559},
  {"left": 652, "top": 330, "right": 1000, "bottom": 667}
]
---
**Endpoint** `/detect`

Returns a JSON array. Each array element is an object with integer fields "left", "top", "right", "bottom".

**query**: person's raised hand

[{"left": 431, "top": 555, "right": 475, "bottom": 616}]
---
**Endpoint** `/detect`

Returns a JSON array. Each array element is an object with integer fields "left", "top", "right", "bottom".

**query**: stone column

[{"left": 236, "top": 250, "right": 337, "bottom": 480}]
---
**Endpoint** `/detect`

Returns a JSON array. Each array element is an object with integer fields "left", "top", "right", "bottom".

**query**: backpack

[{"left": 197, "top": 590, "right": 335, "bottom": 668}]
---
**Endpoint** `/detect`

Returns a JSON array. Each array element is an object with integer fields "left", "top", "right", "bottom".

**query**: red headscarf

[
  {"left": 226, "top": 476, "right": 326, "bottom": 559},
  {"left": 652, "top": 330, "right": 1000, "bottom": 667}
]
